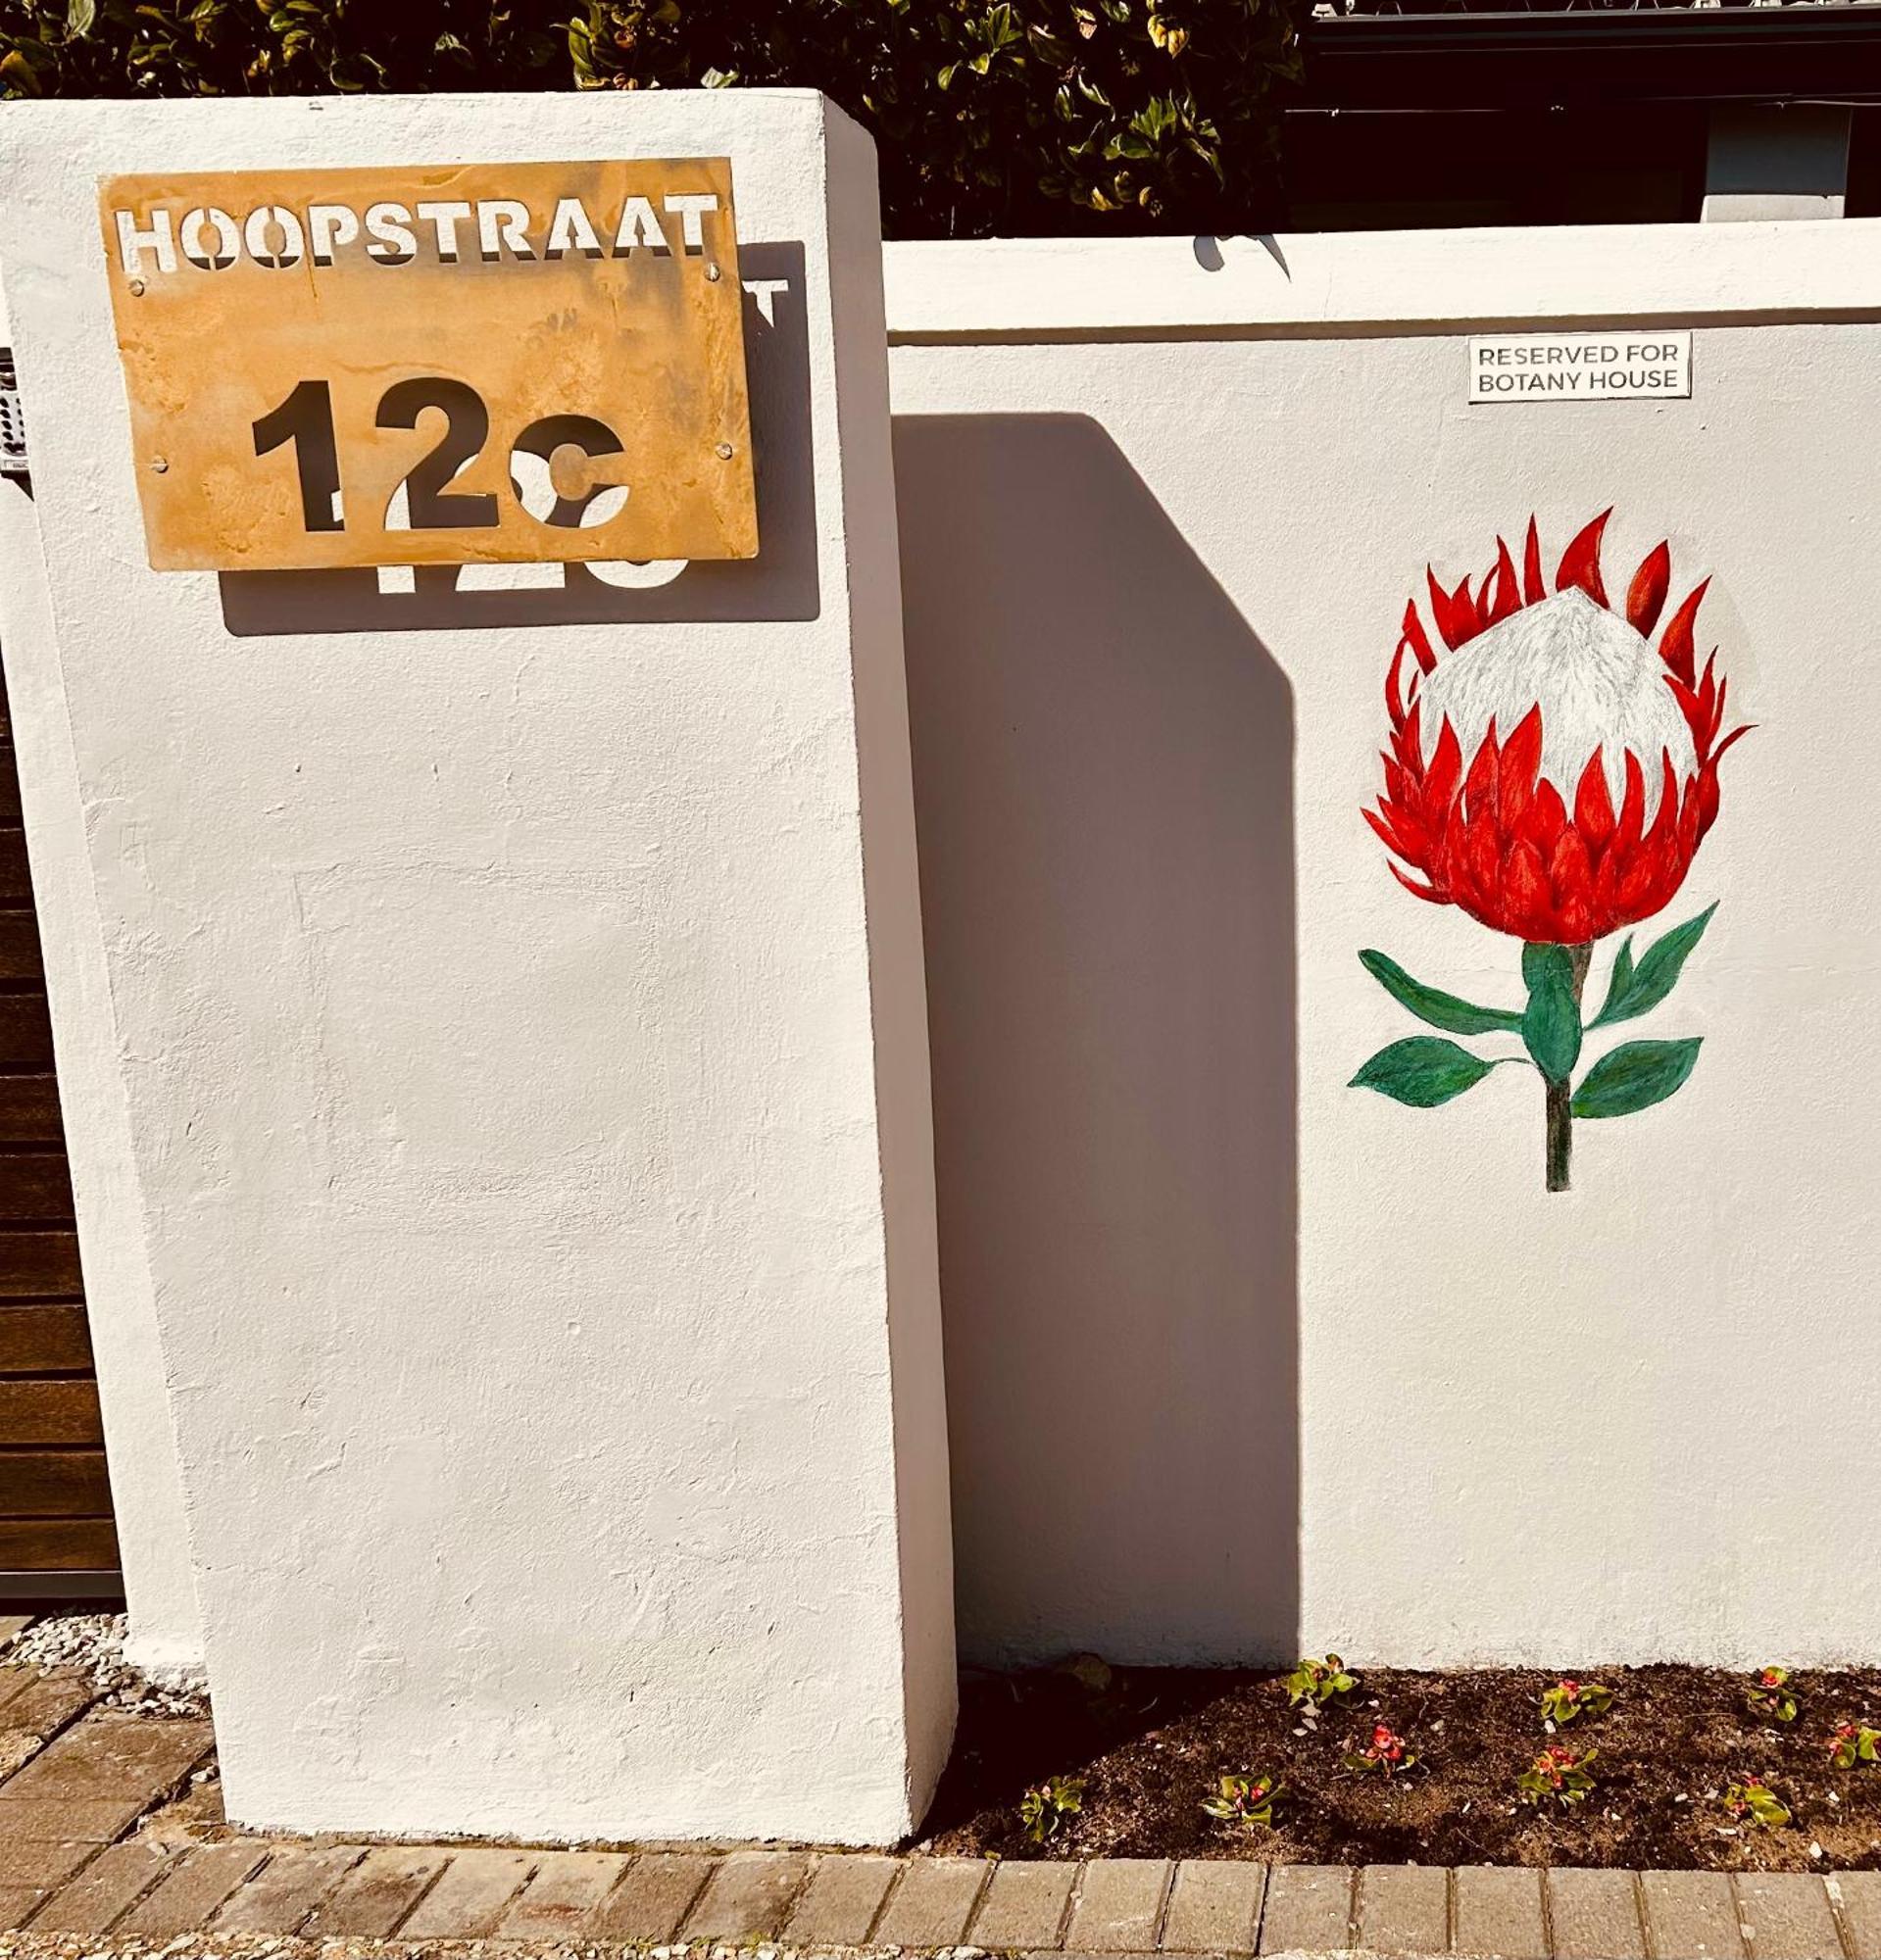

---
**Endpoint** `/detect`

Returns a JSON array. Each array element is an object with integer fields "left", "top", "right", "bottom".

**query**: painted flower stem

[{"left": 1545, "top": 941, "right": 1594, "bottom": 1193}]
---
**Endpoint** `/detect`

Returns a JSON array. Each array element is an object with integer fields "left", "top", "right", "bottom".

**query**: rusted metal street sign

[{"left": 98, "top": 158, "right": 758, "bottom": 571}]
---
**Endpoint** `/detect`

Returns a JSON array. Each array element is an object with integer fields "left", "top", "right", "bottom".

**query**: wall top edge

[{"left": 882, "top": 220, "right": 1881, "bottom": 340}]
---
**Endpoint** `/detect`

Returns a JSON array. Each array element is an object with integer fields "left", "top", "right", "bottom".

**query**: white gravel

[{"left": 1, "top": 1611, "right": 208, "bottom": 1718}]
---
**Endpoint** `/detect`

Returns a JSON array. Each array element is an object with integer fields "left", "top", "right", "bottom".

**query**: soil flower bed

[{"left": 921, "top": 1659, "right": 1881, "bottom": 1872}]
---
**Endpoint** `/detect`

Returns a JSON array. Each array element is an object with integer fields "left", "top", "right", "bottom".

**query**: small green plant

[
  {"left": 1202, "top": 1771, "right": 1284, "bottom": 1831},
  {"left": 1747, "top": 1666, "right": 1801, "bottom": 1723},
  {"left": 1829, "top": 1722, "right": 1881, "bottom": 1770},
  {"left": 1017, "top": 1775, "right": 1084, "bottom": 1844},
  {"left": 1516, "top": 1744, "right": 1599, "bottom": 1807},
  {"left": 1286, "top": 1653, "right": 1359, "bottom": 1707},
  {"left": 1344, "top": 1721, "right": 1415, "bottom": 1777},
  {"left": 1540, "top": 1678, "right": 1614, "bottom": 1728},
  {"left": 1723, "top": 1777, "right": 1792, "bottom": 1829}
]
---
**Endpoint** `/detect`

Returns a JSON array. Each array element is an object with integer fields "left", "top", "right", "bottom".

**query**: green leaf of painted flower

[
  {"left": 1358, "top": 951, "right": 1523, "bottom": 1037},
  {"left": 1521, "top": 944, "right": 1582, "bottom": 1084},
  {"left": 1590, "top": 903, "right": 1716, "bottom": 1029},
  {"left": 1571, "top": 1038, "right": 1702, "bottom": 1119},
  {"left": 1596, "top": 934, "right": 1637, "bottom": 1021},
  {"left": 1350, "top": 1037, "right": 1502, "bottom": 1108}
]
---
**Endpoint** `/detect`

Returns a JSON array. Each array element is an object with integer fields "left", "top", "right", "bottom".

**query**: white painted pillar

[
  {"left": 0, "top": 418, "right": 203, "bottom": 1671},
  {"left": 1703, "top": 104, "right": 1851, "bottom": 221},
  {"left": 0, "top": 89, "right": 954, "bottom": 1843}
]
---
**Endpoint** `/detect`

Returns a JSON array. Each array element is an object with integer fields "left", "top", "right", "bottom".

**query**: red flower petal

[
  {"left": 1613, "top": 750, "right": 1647, "bottom": 854},
  {"left": 1389, "top": 859, "right": 1447, "bottom": 905},
  {"left": 1498, "top": 705, "right": 1544, "bottom": 836},
  {"left": 1462, "top": 722, "right": 1500, "bottom": 821},
  {"left": 1573, "top": 750, "right": 1616, "bottom": 854},
  {"left": 1364, "top": 805, "right": 1415, "bottom": 858},
  {"left": 1426, "top": 571, "right": 1481, "bottom": 652},
  {"left": 1665, "top": 671, "right": 1708, "bottom": 752},
  {"left": 1627, "top": 540, "right": 1671, "bottom": 636},
  {"left": 1424, "top": 717, "right": 1464, "bottom": 812},
  {"left": 1549, "top": 826, "right": 1592, "bottom": 898},
  {"left": 1484, "top": 538, "right": 1520, "bottom": 626},
  {"left": 1522, "top": 516, "right": 1545, "bottom": 604},
  {"left": 1402, "top": 599, "right": 1437, "bottom": 675},
  {"left": 1713, "top": 722, "right": 1754, "bottom": 764},
  {"left": 1386, "top": 635, "right": 1411, "bottom": 725},
  {"left": 1658, "top": 578, "right": 1709, "bottom": 688},
  {"left": 1548, "top": 828, "right": 1596, "bottom": 943},
  {"left": 1450, "top": 792, "right": 1503, "bottom": 919},
  {"left": 1556, "top": 509, "right": 1611, "bottom": 608},
  {"left": 1522, "top": 777, "right": 1569, "bottom": 855},
  {"left": 1502, "top": 841, "right": 1556, "bottom": 941}
]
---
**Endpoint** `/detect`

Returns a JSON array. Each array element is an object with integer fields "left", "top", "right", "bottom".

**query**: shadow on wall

[{"left": 893, "top": 414, "right": 1299, "bottom": 1668}]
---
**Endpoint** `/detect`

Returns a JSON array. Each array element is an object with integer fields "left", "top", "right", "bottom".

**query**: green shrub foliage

[{"left": 0, "top": 0, "right": 1303, "bottom": 237}]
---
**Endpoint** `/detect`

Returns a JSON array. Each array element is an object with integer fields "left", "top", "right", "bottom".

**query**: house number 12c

[{"left": 251, "top": 375, "right": 633, "bottom": 534}]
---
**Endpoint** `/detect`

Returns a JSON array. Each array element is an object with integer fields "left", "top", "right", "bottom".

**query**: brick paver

[
  {"left": 210, "top": 1843, "right": 361, "bottom": 1934},
  {"left": 1360, "top": 1863, "right": 1449, "bottom": 1955},
  {"left": 499, "top": 1849, "right": 631, "bottom": 1939},
  {"left": 682, "top": 1847, "right": 811, "bottom": 1939},
  {"left": 115, "top": 1840, "right": 269, "bottom": 1938},
  {"left": 873, "top": 1855, "right": 990, "bottom": 1946},
  {"left": 0, "top": 1887, "right": 45, "bottom": 1931},
  {"left": 0, "top": 1835, "right": 96, "bottom": 1892},
  {"left": 0, "top": 1676, "right": 94, "bottom": 1777},
  {"left": 1833, "top": 1871, "right": 1881, "bottom": 1960},
  {"left": 1260, "top": 1864, "right": 1355, "bottom": 1952},
  {"left": 971, "top": 1858, "right": 1078, "bottom": 1948},
  {"left": 399, "top": 1848, "right": 536, "bottom": 1939},
  {"left": 1162, "top": 1858, "right": 1264, "bottom": 1953},
  {"left": 31, "top": 1837, "right": 173, "bottom": 1935},
  {"left": 1734, "top": 1872, "right": 1842, "bottom": 1960},
  {"left": 301, "top": 1843, "right": 448, "bottom": 1937},
  {"left": 1454, "top": 1865, "right": 1547, "bottom": 1958},
  {"left": 1546, "top": 1866, "right": 1645, "bottom": 1960},
  {"left": 1065, "top": 1857, "right": 1172, "bottom": 1952},
  {"left": 1642, "top": 1868, "right": 1746, "bottom": 1959},
  {"left": 0, "top": 1791, "right": 165, "bottom": 1840},
  {"left": 0, "top": 1712, "right": 210, "bottom": 1806},
  {"left": 784, "top": 1852, "right": 902, "bottom": 1945},
  {"left": 588, "top": 1850, "right": 716, "bottom": 1941}
]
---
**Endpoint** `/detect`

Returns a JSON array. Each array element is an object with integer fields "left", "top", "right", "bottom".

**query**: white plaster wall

[
  {"left": 0, "top": 459, "right": 201, "bottom": 1667},
  {"left": 886, "top": 223, "right": 1881, "bottom": 1668},
  {"left": 0, "top": 89, "right": 952, "bottom": 1841}
]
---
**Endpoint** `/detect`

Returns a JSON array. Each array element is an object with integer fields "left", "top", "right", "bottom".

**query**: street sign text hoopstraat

[{"left": 99, "top": 158, "right": 758, "bottom": 571}]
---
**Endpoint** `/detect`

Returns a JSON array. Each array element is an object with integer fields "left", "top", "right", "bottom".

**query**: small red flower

[{"left": 1366, "top": 513, "right": 1750, "bottom": 944}]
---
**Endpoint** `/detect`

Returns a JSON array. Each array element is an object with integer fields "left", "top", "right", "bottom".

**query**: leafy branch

[{"left": 0, "top": 0, "right": 1306, "bottom": 240}]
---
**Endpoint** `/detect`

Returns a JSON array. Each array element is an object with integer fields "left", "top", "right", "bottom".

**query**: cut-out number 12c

[{"left": 251, "top": 376, "right": 632, "bottom": 533}]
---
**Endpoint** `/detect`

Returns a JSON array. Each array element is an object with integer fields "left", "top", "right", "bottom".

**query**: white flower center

[{"left": 1415, "top": 587, "right": 1696, "bottom": 821}]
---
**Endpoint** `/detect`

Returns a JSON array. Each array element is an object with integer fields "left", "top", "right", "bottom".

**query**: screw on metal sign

[{"left": 99, "top": 160, "right": 758, "bottom": 571}]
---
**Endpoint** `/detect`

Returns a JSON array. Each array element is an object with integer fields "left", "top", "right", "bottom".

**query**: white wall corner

[
  {"left": 819, "top": 97, "right": 958, "bottom": 1828},
  {"left": 0, "top": 464, "right": 203, "bottom": 1668}
]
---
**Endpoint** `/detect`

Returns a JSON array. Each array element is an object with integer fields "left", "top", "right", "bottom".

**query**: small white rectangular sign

[{"left": 1468, "top": 331, "right": 1691, "bottom": 404}]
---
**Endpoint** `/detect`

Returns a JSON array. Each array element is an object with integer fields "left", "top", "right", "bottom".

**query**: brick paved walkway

[{"left": 5, "top": 1659, "right": 1881, "bottom": 1954}]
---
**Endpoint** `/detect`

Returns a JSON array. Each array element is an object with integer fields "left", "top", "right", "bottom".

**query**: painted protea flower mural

[{"left": 1353, "top": 512, "right": 1750, "bottom": 1191}]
